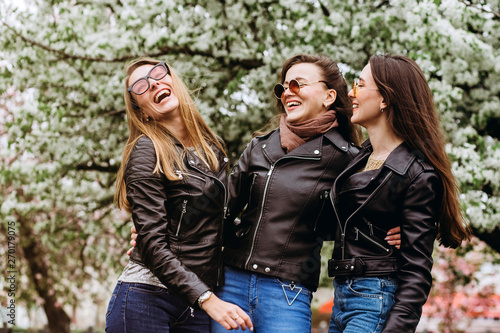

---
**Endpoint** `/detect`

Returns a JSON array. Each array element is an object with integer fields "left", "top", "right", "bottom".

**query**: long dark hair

[
  {"left": 256, "top": 54, "right": 362, "bottom": 145},
  {"left": 369, "top": 54, "right": 471, "bottom": 248}
]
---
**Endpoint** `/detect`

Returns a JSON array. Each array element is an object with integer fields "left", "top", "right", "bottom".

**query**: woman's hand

[
  {"left": 386, "top": 226, "right": 401, "bottom": 249},
  {"left": 201, "top": 294, "right": 253, "bottom": 331},
  {"left": 126, "top": 225, "right": 138, "bottom": 256}
]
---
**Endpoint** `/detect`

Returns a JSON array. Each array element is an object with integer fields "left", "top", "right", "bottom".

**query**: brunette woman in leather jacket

[
  {"left": 327, "top": 55, "right": 471, "bottom": 333},
  {"left": 105, "top": 58, "right": 252, "bottom": 332},
  {"left": 211, "top": 55, "right": 400, "bottom": 333}
]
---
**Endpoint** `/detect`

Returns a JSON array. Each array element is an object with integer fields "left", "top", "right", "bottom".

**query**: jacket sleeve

[
  {"left": 382, "top": 170, "right": 442, "bottom": 332},
  {"left": 126, "top": 137, "right": 209, "bottom": 307},
  {"left": 224, "top": 140, "right": 254, "bottom": 237}
]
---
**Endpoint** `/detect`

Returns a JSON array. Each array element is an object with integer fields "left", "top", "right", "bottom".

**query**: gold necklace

[{"left": 363, "top": 153, "right": 386, "bottom": 171}]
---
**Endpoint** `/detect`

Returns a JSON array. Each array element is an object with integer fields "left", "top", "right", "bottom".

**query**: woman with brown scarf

[
  {"left": 211, "top": 54, "right": 401, "bottom": 332},
  {"left": 128, "top": 54, "right": 401, "bottom": 331}
]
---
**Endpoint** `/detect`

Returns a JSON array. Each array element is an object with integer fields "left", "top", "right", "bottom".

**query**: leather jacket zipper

[
  {"left": 313, "top": 190, "right": 329, "bottom": 232},
  {"left": 332, "top": 171, "right": 393, "bottom": 259},
  {"left": 245, "top": 155, "right": 320, "bottom": 269},
  {"left": 186, "top": 164, "right": 227, "bottom": 217},
  {"left": 176, "top": 170, "right": 206, "bottom": 182},
  {"left": 363, "top": 217, "right": 374, "bottom": 235},
  {"left": 176, "top": 199, "right": 188, "bottom": 236},
  {"left": 354, "top": 227, "right": 390, "bottom": 252},
  {"left": 184, "top": 173, "right": 206, "bottom": 182},
  {"left": 187, "top": 162, "right": 228, "bottom": 286},
  {"left": 247, "top": 173, "right": 258, "bottom": 209}
]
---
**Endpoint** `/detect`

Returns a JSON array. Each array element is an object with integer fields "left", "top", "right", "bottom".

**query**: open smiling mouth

[
  {"left": 287, "top": 101, "right": 301, "bottom": 108},
  {"left": 154, "top": 89, "right": 171, "bottom": 104}
]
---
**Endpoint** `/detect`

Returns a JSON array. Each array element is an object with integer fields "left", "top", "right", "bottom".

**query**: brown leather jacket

[
  {"left": 329, "top": 140, "right": 442, "bottom": 332},
  {"left": 223, "top": 128, "right": 359, "bottom": 291},
  {"left": 128, "top": 136, "right": 228, "bottom": 306}
]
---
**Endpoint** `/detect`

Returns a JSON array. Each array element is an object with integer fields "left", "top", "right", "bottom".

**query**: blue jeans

[
  {"left": 328, "top": 277, "right": 399, "bottom": 333},
  {"left": 105, "top": 281, "right": 209, "bottom": 332},
  {"left": 211, "top": 266, "right": 313, "bottom": 332}
]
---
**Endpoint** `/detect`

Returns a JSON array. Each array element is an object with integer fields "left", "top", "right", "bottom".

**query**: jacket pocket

[
  {"left": 183, "top": 172, "right": 206, "bottom": 183},
  {"left": 313, "top": 190, "right": 329, "bottom": 231},
  {"left": 175, "top": 170, "right": 206, "bottom": 183},
  {"left": 246, "top": 173, "right": 258, "bottom": 210},
  {"left": 354, "top": 226, "right": 392, "bottom": 255},
  {"left": 176, "top": 199, "right": 188, "bottom": 236},
  {"left": 362, "top": 217, "right": 389, "bottom": 236}
]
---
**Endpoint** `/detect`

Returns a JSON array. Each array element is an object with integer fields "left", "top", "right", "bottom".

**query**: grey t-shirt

[{"left": 118, "top": 259, "right": 168, "bottom": 289}]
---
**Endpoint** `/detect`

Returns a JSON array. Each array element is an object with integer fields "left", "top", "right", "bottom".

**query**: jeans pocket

[
  {"left": 381, "top": 277, "right": 399, "bottom": 291},
  {"left": 347, "top": 278, "right": 383, "bottom": 299},
  {"left": 129, "top": 283, "right": 168, "bottom": 295},
  {"left": 106, "top": 282, "right": 122, "bottom": 318}
]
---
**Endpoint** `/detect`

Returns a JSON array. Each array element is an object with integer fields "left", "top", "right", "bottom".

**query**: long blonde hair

[{"left": 115, "top": 57, "right": 226, "bottom": 213}]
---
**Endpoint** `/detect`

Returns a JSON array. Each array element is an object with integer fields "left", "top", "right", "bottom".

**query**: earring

[
  {"left": 324, "top": 103, "right": 328, "bottom": 109},
  {"left": 380, "top": 108, "right": 385, "bottom": 113}
]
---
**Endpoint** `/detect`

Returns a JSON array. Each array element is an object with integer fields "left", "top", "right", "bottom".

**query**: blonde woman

[{"left": 105, "top": 58, "right": 253, "bottom": 332}]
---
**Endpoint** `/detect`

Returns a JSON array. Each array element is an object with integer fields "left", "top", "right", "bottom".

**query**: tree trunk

[{"left": 18, "top": 215, "right": 71, "bottom": 333}]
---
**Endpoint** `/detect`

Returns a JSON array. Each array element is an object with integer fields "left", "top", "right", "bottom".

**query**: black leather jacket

[
  {"left": 223, "top": 128, "right": 358, "bottom": 291},
  {"left": 128, "top": 136, "right": 228, "bottom": 307},
  {"left": 329, "top": 140, "right": 442, "bottom": 332}
]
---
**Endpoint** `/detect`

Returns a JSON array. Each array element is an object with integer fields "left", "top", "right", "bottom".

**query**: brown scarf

[{"left": 280, "top": 110, "right": 339, "bottom": 153}]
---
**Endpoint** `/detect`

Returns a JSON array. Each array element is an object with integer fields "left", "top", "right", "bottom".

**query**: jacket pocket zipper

[
  {"left": 247, "top": 174, "right": 258, "bottom": 209},
  {"left": 313, "top": 190, "right": 329, "bottom": 231},
  {"left": 354, "top": 227, "right": 390, "bottom": 253},
  {"left": 362, "top": 217, "right": 374, "bottom": 235},
  {"left": 176, "top": 200, "right": 188, "bottom": 236},
  {"left": 183, "top": 172, "right": 206, "bottom": 182}
]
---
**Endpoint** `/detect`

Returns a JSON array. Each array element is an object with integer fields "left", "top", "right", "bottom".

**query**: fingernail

[
  {"left": 387, "top": 231, "right": 392, "bottom": 235},
  {"left": 384, "top": 237, "right": 389, "bottom": 240}
]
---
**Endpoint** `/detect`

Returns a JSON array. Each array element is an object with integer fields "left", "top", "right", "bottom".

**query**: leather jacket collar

[
  {"left": 259, "top": 127, "right": 351, "bottom": 164},
  {"left": 359, "top": 139, "right": 417, "bottom": 176}
]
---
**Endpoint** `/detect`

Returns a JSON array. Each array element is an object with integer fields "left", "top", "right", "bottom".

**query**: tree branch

[
  {"left": 318, "top": 0, "right": 330, "bottom": 17},
  {"left": 4, "top": 22, "right": 264, "bottom": 69},
  {"left": 458, "top": 0, "right": 500, "bottom": 20},
  {"left": 375, "top": 0, "right": 391, "bottom": 10},
  {"left": 471, "top": 225, "right": 500, "bottom": 253},
  {"left": 75, "top": 162, "right": 119, "bottom": 173},
  {"left": 98, "top": 109, "right": 126, "bottom": 117}
]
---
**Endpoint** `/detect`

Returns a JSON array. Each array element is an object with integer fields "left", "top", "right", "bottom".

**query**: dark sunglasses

[
  {"left": 273, "top": 79, "right": 327, "bottom": 99},
  {"left": 128, "top": 62, "right": 170, "bottom": 95}
]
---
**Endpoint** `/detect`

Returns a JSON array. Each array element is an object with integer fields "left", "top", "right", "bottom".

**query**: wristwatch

[{"left": 197, "top": 290, "right": 213, "bottom": 308}]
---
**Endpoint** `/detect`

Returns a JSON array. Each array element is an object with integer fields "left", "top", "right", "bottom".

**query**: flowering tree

[
  {"left": 0, "top": 0, "right": 499, "bottom": 331},
  {"left": 422, "top": 237, "right": 500, "bottom": 333}
]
